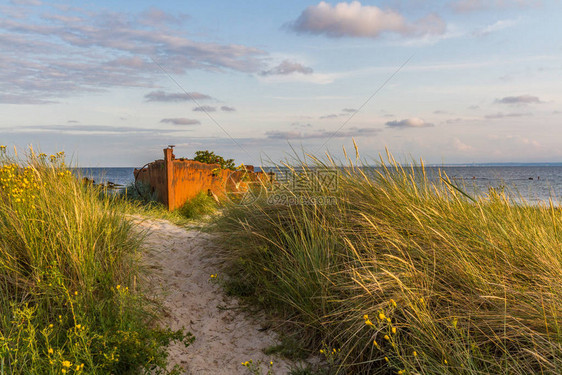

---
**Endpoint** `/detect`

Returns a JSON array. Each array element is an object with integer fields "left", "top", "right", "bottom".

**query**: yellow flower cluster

[
  {"left": 365, "top": 299, "right": 415, "bottom": 372},
  {"left": 116, "top": 284, "right": 130, "bottom": 293},
  {"left": 60, "top": 361, "right": 84, "bottom": 373},
  {"left": 319, "top": 347, "right": 340, "bottom": 355},
  {"left": 0, "top": 163, "right": 40, "bottom": 205},
  {"left": 319, "top": 344, "right": 341, "bottom": 367},
  {"left": 49, "top": 151, "right": 65, "bottom": 163}
]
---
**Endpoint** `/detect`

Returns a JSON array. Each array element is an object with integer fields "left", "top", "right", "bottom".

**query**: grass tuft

[
  {"left": 177, "top": 191, "right": 217, "bottom": 220},
  {"left": 0, "top": 150, "right": 192, "bottom": 374},
  {"left": 218, "top": 151, "right": 562, "bottom": 374}
]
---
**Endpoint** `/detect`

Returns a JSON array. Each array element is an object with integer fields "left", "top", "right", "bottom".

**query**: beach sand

[{"left": 133, "top": 217, "right": 294, "bottom": 374}]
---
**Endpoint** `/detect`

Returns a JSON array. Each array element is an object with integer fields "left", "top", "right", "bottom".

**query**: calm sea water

[
  {"left": 426, "top": 166, "right": 562, "bottom": 204},
  {"left": 75, "top": 168, "right": 135, "bottom": 187},
  {"left": 76, "top": 166, "right": 562, "bottom": 204}
]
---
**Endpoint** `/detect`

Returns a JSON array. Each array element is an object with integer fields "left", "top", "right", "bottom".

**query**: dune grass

[
  {"left": 0, "top": 149, "right": 192, "bottom": 374},
  {"left": 177, "top": 191, "right": 218, "bottom": 220},
  {"left": 218, "top": 150, "right": 562, "bottom": 374},
  {"left": 118, "top": 182, "right": 217, "bottom": 224}
]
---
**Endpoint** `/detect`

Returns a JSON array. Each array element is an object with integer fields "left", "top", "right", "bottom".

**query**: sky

[{"left": 1, "top": 0, "right": 561, "bottom": 167}]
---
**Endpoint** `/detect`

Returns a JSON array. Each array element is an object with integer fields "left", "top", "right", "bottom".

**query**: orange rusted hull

[{"left": 135, "top": 147, "right": 271, "bottom": 210}]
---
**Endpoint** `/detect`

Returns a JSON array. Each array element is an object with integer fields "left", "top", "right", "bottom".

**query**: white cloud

[
  {"left": 266, "top": 127, "right": 379, "bottom": 139},
  {"left": 319, "top": 114, "right": 341, "bottom": 119},
  {"left": 193, "top": 105, "right": 216, "bottom": 112},
  {"left": 485, "top": 112, "right": 533, "bottom": 119},
  {"left": 260, "top": 60, "right": 313, "bottom": 76},
  {"left": 495, "top": 95, "right": 542, "bottom": 104},
  {"left": 453, "top": 138, "right": 473, "bottom": 151},
  {"left": 5, "top": 124, "right": 181, "bottom": 135},
  {"left": 473, "top": 18, "right": 519, "bottom": 37},
  {"left": 385, "top": 118, "right": 433, "bottom": 128},
  {"left": 145, "top": 91, "right": 213, "bottom": 102},
  {"left": 160, "top": 118, "right": 200, "bottom": 125},
  {"left": 138, "top": 7, "right": 188, "bottom": 27},
  {"left": 507, "top": 135, "right": 541, "bottom": 148},
  {"left": 0, "top": 6, "right": 268, "bottom": 103},
  {"left": 258, "top": 71, "right": 339, "bottom": 84},
  {"left": 289, "top": 1, "right": 446, "bottom": 39}
]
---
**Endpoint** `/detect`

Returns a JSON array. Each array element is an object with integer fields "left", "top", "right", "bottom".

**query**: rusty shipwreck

[{"left": 134, "top": 146, "right": 272, "bottom": 210}]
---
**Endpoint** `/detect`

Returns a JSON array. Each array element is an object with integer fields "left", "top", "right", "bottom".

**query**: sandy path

[{"left": 134, "top": 217, "right": 294, "bottom": 374}]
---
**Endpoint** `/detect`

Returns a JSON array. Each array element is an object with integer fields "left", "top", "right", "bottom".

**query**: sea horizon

[{"left": 77, "top": 164, "right": 562, "bottom": 205}]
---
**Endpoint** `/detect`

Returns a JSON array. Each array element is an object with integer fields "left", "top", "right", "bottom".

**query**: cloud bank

[{"left": 0, "top": 5, "right": 267, "bottom": 103}]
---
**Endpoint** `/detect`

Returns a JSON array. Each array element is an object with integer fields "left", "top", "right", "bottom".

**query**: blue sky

[{"left": 1, "top": 0, "right": 561, "bottom": 166}]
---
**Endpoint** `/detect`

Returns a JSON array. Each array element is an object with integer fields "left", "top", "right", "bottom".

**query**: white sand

[{"left": 134, "top": 217, "right": 294, "bottom": 374}]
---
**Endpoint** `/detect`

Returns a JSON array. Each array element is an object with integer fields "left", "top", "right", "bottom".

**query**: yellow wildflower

[
  {"left": 62, "top": 360, "right": 71, "bottom": 367},
  {"left": 384, "top": 335, "right": 390, "bottom": 341},
  {"left": 391, "top": 327, "right": 397, "bottom": 334},
  {"left": 378, "top": 312, "right": 386, "bottom": 320}
]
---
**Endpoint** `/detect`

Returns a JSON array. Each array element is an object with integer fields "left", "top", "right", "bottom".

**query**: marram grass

[
  {"left": 0, "top": 149, "right": 192, "bottom": 374},
  {"left": 219, "top": 150, "right": 562, "bottom": 375}
]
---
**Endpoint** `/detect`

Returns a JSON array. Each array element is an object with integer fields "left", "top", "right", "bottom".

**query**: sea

[{"left": 76, "top": 165, "right": 562, "bottom": 205}]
